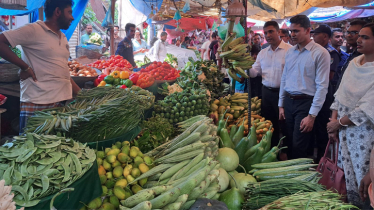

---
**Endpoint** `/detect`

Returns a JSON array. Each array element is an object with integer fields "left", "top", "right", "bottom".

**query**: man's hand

[
  {"left": 300, "top": 115, "right": 315, "bottom": 133},
  {"left": 279, "top": 107, "right": 285, "bottom": 120},
  {"left": 327, "top": 118, "right": 341, "bottom": 134},
  {"left": 359, "top": 172, "right": 371, "bottom": 201},
  {"left": 20, "top": 67, "right": 37, "bottom": 82}
]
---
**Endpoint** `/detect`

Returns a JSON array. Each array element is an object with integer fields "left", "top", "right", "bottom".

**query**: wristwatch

[{"left": 309, "top": 114, "right": 316, "bottom": 118}]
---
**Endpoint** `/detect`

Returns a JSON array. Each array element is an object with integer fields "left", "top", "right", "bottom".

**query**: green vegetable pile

[
  {"left": 153, "top": 87, "right": 210, "bottom": 124},
  {"left": 136, "top": 55, "right": 151, "bottom": 68},
  {"left": 0, "top": 133, "right": 96, "bottom": 207},
  {"left": 133, "top": 115, "right": 175, "bottom": 153},
  {"left": 164, "top": 53, "right": 178, "bottom": 68},
  {"left": 0, "top": 46, "right": 21, "bottom": 60},
  {"left": 179, "top": 59, "right": 227, "bottom": 99},
  {"left": 24, "top": 86, "right": 155, "bottom": 142}
]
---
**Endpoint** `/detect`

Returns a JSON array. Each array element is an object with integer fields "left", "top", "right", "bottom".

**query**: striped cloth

[{"left": 19, "top": 101, "right": 65, "bottom": 135}]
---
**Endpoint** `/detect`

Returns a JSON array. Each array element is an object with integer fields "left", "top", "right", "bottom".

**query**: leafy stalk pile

[
  {"left": 243, "top": 179, "right": 325, "bottom": 210},
  {"left": 179, "top": 59, "right": 227, "bottom": 99},
  {"left": 164, "top": 53, "right": 178, "bottom": 68},
  {"left": 24, "top": 87, "right": 155, "bottom": 142},
  {"left": 0, "top": 133, "right": 96, "bottom": 207},
  {"left": 133, "top": 115, "right": 175, "bottom": 153},
  {"left": 259, "top": 191, "right": 358, "bottom": 210}
]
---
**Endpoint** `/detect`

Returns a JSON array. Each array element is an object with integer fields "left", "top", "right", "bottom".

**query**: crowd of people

[{"left": 240, "top": 15, "right": 374, "bottom": 208}]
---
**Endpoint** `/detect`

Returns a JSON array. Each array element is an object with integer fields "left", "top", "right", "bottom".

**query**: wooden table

[{"left": 0, "top": 82, "right": 20, "bottom": 98}]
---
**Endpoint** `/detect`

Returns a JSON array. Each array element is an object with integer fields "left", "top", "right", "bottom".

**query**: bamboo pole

[{"left": 110, "top": 0, "right": 116, "bottom": 56}]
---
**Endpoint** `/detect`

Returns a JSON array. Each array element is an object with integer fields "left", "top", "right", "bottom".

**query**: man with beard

[
  {"left": 0, "top": 0, "right": 80, "bottom": 134},
  {"left": 116, "top": 23, "right": 136, "bottom": 67}
]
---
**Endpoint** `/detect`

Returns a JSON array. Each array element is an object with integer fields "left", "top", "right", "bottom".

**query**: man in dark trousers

[
  {"left": 278, "top": 15, "right": 330, "bottom": 159},
  {"left": 312, "top": 24, "right": 341, "bottom": 162},
  {"left": 336, "top": 20, "right": 367, "bottom": 89},
  {"left": 116, "top": 23, "right": 136, "bottom": 67},
  {"left": 330, "top": 28, "right": 349, "bottom": 92},
  {"left": 249, "top": 21, "right": 292, "bottom": 148}
]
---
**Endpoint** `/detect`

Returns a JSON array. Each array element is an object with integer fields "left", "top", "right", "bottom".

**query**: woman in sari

[{"left": 327, "top": 23, "right": 374, "bottom": 208}]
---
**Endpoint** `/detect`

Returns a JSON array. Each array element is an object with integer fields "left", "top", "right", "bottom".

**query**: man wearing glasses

[{"left": 336, "top": 20, "right": 367, "bottom": 89}]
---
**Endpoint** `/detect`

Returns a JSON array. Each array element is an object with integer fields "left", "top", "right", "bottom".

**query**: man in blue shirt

[
  {"left": 278, "top": 15, "right": 330, "bottom": 159},
  {"left": 116, "top": 23, "right": 136, "bottom": 67},
  {"left": 80, "top": 24, "right": 92, "bottom": 45},
  {"left": 312, "top": 24, "right": 341, "bottom": 162},
  {"left": 330, "top": 28, "right": 349, "bottom": 92}
]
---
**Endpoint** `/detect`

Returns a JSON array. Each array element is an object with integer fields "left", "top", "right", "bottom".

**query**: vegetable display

[
  {"left": 0, "top": 134, "right": 96, "bottom": 207},
  {"left": 154, "top": 87, "right": 210, "bottom": 124},
  {"left": 68, "top": 60, "right": 99, "bottom": 77},
  {"left": 133, "top": 115, "right": 175, "bottom": 153},
  {"left": 87, "top": 141, "right": 150, "bottom": 210},
  {"left": 164, "top": 53, "right": 178, "bottom": 68},
  {"left": 243, "top": 179, "right": 325, "bottom": 209},
  {"left": 24, "top": 87, "right": 155, "bottom": 142},
  {"left": 180, "top": 59, "right": 227, "bottom": 99},
  {"left": 139, "top": 61, "right": 180, "bottom": 81},
  {"left": 119, "top": 117, "right": 221, "bottom": 210},
  {"left": 88, "top": 55, "right": 132, "bottom": 69},
  {"left": 258, "top": 191, "right": 359, "bottom": 210}
]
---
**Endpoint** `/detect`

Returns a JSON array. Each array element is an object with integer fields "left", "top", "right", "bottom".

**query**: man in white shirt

[
  {"left": 153, "top": 32, "right": 168, "bottom": 62},
  {"left": 250, "top": 21, "right": 292, "bottom": 148},
  {"left": 201, "top": 32, "right": 217, "bottom": 61},
  {"left": 0, "top": 0, "right": 80, "bottom": 134}
]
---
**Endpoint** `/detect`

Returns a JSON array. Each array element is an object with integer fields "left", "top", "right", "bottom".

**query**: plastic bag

[
  {"left": 211, "top": 21, "right": 217, "bottom": 31},
  {"left": 182, "top": 0, "right": 190, "bottom": 13},
  {"left": 102, "top": 1, "right": 114, "bottom": 28},
  {"left": 217, "top": 22, "right": 229, "bottom": 40},
  {"left": 233, "top": 23, "right": 245, "bottom": 38}
]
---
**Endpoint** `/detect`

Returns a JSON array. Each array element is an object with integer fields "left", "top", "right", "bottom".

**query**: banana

[
  {"left": 219, "top": 49, "right": 235, "bottom": 58},
  {"left": 228, "top": 37, "right": 245, "bottom": 49},
  {"left": 231, "top": 44, "right": 248, "bottom": 53},
  {"left": 234, "top": 66, "right": 249, "bottom": 78},
  {"left": 221, "top": 32, "right": 237, "bottom": 51},
  {"left": 228, "top": 68, "right": 241, "bottom": 82}
]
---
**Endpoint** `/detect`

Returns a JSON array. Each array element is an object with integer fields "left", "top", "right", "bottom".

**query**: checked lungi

[{"left": 19, "top": 101, "right": 65, "bottom": 135}]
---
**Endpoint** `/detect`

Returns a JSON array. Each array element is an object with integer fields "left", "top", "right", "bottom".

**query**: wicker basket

[{"left": 0, "top": 63, "right": 19, "bottom": 83}]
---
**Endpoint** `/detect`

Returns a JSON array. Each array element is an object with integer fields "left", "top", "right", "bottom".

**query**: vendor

[
  {"left": 103, "top": 26, "right": 122, "bottom": 53},
  {"left": 115, "top": 23, "right": 136, "bottom": 67},
  {"left": 132, "top": 29, "right": 148, "bottom": 61},
  {"left": 0, "top": 0, "right": 81, "bottom": 134},
  {"left": 80, "top": 24, "right": 93, "bottom": 45}
]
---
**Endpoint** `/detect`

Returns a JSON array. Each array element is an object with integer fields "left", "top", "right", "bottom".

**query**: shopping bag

[
  {"left": 102, "top": 1, "right": 114, "bottom": 28},
  {"left": 233, "top": 23, "right": 245, "bottom": 38},
  {"left": 317, "top": 139, "right": 347, "bottom": 197}
]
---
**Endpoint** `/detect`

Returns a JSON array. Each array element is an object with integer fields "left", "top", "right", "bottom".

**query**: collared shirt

[
  {"left": 116, "top": 37, "right": 136, "bottom": 67},
  {"left": 3, "top": 21, "right": 72, "bottom": 104},
  {"left": 278, "top": 40, "right": 330, "bottom": 116},
  {"left": 324, "top": 44, "right": 341, "bottom": 87},
  {"left": 105, "top": 35, "right": 123, "bottom": 53},
  {"left": 249, "top": 40, "right": 292, "bottom": 88},
  {"left": 331, "top": 48, "right": 348, "bottom": 86},
  {"left": 336, "top": 49, "right": 362, "bottom": 89},
  {"left": 154, "top": 39, "right": 167, "bottom": 62}
]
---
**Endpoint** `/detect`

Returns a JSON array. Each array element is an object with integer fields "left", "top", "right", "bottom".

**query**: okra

[
  {"left": 130, "top": 201, "right": 152, "bottom": 210},
  {"left": 160, "top": 149, "right": 204, "bottom": 164},
  {"left": 131, "top": 163, "right": 174, "bottom": 184},
  {"left": 159, "top": 159, "right": 190, "bottom": 181},
  {"left": 175, "top": 194, "right": 189, "bottom": 205},
  {"left": 162, "top": 201, "right": 183, "bottom": 210},
  {"left": 149, "top": 190, "right": 174, "bottom": 209},
  {"left": 256, "top": 171, "right": 317, "bottom": 181},
  {"left": 175, "top": 153, "right": 204, "bottom": 180},
  {"left": 251, "top": 158, "right": 314, "bottom": 169},
  {"left": 156, "top": 141, "right": 205, "bottom": 163},
  {"left": 199, "top": 189, "right": 218, "bottom": 199},
  {"left": 180, "top": 200, "right": 195, "bottom": 210},
  {"left": 189, "top": 181, "right": 207, "bottom": 200},
  {"left": 164, "top": 133, "right": 202, "bottom": 154}
]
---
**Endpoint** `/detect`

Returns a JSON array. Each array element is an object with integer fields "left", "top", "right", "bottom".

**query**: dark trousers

[
  {"left": 261, "top": 86, "right": 280, "bottom": 147},
  {"left": 284, "top": 96, "right": 314, "bottom": 159},
  {"left": 314, "top": 84, "right": 334, "bottom": 162},
  {"left": 250, "top": 76, "right": 263, "bottom": 99}
]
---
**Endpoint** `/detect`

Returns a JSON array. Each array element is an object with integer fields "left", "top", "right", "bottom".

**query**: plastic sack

[
  {"left": 102, "top": 1, "right": 114, "bottom": 28},
  {"left": 233, "top": 23, "right": 245, "bottom": 38},
  {"left": 211, "top": 21, "right": 217, "bottom": 31},
  {"left": 182, "top": 0, "right": 190, "bottom": 13},
  {"left": 217, "top": 22, "right": 229, "bottom": 40}
]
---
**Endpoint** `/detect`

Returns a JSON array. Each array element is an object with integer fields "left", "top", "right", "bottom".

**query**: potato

[{"left": 78, "top": 74, "right": 85, "bottom": 77}]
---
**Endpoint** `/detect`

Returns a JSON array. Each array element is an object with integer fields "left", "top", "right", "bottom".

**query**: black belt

[
  {"left": 285, "top": 92, "right": 314, "bottom": 100},
  {"left": 264, "top": 85, "right": 280, "bottom": 92}
]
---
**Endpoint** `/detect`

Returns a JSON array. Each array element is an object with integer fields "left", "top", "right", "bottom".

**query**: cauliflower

[{"left": 167, "top": 84, "right": 183, "bottom": 95}]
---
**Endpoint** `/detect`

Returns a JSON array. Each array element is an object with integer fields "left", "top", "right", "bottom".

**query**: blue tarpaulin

[
  {"left": 1, "top": 0, "right": 89, "bottom": 41},
  {"left": 129, "top": 0, "right": 163, "bottom": 17},
  {"left": 0, "top": 0, "right": 45, "bottom": 15}
]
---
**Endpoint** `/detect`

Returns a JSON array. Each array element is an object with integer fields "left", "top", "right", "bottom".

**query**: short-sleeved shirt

[
  {"left": 3, "top": 21, "right": 72, "bottom": 104},
  {"left": 80, "top": 33, "right": 90, "bottom": 45},
  {"left": 132, "top": 39, "right": 148, "bottom": 61},
  {"left": 116, "top": 37, "right": 136, "bottom": 67},
  {"left": 201, "top": 41, "right": 211, "bottom": 60}
]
